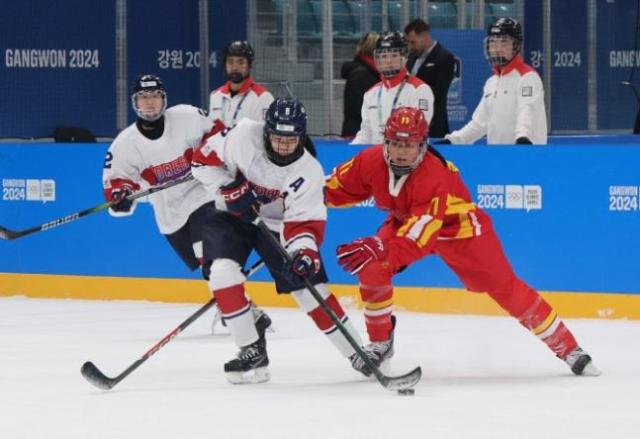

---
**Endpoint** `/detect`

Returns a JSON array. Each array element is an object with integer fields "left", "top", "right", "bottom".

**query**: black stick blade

[
  {"left": 81, "top": 361, "right": 118, "bottom": 390},
  {"left": 382, "top": 366, "right": 422, "bottom": 391},
  {"left": 0, "top": 226, "right": 18, "bottom": 240}
]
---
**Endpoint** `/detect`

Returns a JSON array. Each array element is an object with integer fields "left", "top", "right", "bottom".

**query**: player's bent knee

[{"left": 208, "top": 258, "right": 246, "bottom": 291}]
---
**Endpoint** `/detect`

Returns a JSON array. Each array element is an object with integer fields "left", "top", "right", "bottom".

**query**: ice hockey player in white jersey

[
  {"left": 191, "top": 98, "right": 363, "bottom": 384},
  {"left": 442, "top": 18, "right": 547, "bottom": 145},
  {"left": 209, "top": 41, "right": 274, "bottom": 127},
  {"left": 102, "top": 74, "right": 272, "bottom": 332},
  {"left": 352, "top": 31, "right": 434, "bottom": 145}
]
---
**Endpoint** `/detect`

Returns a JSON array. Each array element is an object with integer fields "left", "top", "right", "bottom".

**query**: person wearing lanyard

[
  {"left": 351, "top": 31, "right": 434, "bottom": 145},
  {"left": 405, "top": 18, "right": 456, "bottom": 138},
  {"left": 208, "top": 41, "right": 274, "bottom": 127}
]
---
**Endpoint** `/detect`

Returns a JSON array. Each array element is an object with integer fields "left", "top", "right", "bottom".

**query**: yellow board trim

[{"left": 1, "top": 273, "right": 640, "bottom": 320}]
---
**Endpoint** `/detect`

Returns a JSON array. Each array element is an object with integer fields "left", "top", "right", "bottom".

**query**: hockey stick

[
  {"left": 255, "top": 220, "right": 422, "bottom": 392},
  {"left": 80, "top": 258, "right": 265, "bottom": 390},
  {"left": 0, "top": 175, "right": 194, "bottom": 240}
]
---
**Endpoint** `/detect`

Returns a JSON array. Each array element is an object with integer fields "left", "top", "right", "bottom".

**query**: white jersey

[
  {"left": 191, "top": 118, "right": 326, "bottom": 253},
  {"left": 445, "top": 56, "right": 548, "bottom": 145},
  {"left": 103, "top": 105, "right": 217, "bottom": 234},
  {"left": 351, "top": 69, "right": 434, "bottom": 145},
  {"left": 208, "top": 77, "right": 274, "bottom": 127}
]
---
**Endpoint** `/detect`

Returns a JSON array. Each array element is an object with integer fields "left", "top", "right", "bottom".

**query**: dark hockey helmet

[
  {"left": 131, "top": 74, "right": 167, "bottom": 122},
  {"left": 383, "top": 107, "right": 429, "bottom": 176},
  {"left": 224, "top": 40, "right": 255, "bottom": 65},
  {"left": 485, "top": 17, "right": 522, "bottom": 66},
  {"left": 263, "top": 98, "right": 307, "bottom": 166},
  {"left": 374, "top": 31, "right": 409, "bottom": 77}
]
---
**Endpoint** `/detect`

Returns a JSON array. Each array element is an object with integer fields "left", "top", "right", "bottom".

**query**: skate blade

[{"left": 226, "top": 367, "right": 270, "bottom": 384}]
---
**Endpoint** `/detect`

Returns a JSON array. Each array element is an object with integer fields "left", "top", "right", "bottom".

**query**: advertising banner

[{"left": 1, "top": 141, "right": 638, "bottom": 295}]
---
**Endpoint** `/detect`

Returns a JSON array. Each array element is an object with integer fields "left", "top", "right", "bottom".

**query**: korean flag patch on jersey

[
  {"left": 521, "top": 86, "right": 533, "bottom": 97},
  {"left": 419, "top": 99, "right": 429, "bottom": 111}
]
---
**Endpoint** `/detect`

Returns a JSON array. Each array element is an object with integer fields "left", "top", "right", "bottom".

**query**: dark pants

[
  {"left": 201, "top": 209, "right": 327, "bottom": 292},
  {"left": 164, "top": 201, "right": 217, "bottom": 270}
]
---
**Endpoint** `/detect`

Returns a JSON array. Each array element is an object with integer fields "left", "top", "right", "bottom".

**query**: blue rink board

[{"left": 0, "top": 141, "right": 638, "bottom": 294}]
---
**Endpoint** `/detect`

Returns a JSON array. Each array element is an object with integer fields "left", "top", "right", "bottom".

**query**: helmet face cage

[
  {"left": 375, "top": 31, "right": 409, "bottom": 77},
  {"left": 383, "top": 139, "right": 427, "bottom": 176},
  {"left": 263, "top": 99, "right": 307, "bottom": 166},
  {"left": 131, "top": 75, "right": 167, "bottom": 122},
  {"left": 485, "top": 18, "right": 522, "bottom": 66},
  {"left": 374, "top": 47, "right": 408, "bottom": 77},
  {"left": 383, "top": 107, "right": 428, "bottom": 175}
]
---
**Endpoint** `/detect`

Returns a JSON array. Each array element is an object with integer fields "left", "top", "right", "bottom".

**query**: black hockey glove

[
  {"left": 220, "top": 172, "right": 259, "bottom": 223},
  {"left": 110, "top": 185, "right": 135, "bottom": 213},
  {"left": 433, "top": 138, "right": 451, "bottom": 145},
  {"left": 515, "top": 137, "right": 532, "bottom": 144},
  {"left": 288, "top": 248, "right": 321, "bottom": 276},
  {"left": 282, "top": 248, "right": 321, "bottom": 284}
]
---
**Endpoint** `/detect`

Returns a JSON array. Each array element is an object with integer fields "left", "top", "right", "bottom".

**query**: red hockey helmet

[{"left": 383, "top": 107, "right": 429, "bottom": 175}]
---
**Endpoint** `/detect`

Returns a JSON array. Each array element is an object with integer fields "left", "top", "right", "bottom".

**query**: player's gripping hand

[
  {"left": 110, "top": 185, "right": 135, "bottom": 212},
  {"left": 220, "top": 172, "right": 259, "bottom": 223},
  {"left": 336, "top": 236, "right": 388, "bottom": 275},
  {"left": 107, "top": 179, "right": 140, "bottom": 216},
  {"left": 288, "top": 248, "right": 321, "bottom": 278}
]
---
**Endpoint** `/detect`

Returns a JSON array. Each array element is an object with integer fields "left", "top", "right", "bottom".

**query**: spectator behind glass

[
  {"left": 405, "top": 18, "right": 456, "bottom": 138},
  {"left": 341, "top": 32, "right": 380, "bottom": 139}
]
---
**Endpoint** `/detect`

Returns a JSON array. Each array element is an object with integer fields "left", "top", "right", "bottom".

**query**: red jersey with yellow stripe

[{"left": 325, "top": 145, "right": 491, "bottom": 267}]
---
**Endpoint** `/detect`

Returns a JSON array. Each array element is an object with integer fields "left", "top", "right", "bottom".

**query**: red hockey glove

[
  {"left": 109, "top": 182, "right": 138, "bottom": 213},
  {"left": 220, "top": 172, "right": 259, "bottom": 223},
  {"left": 336, "top": 236, "right": 388, "bottom": 275}
]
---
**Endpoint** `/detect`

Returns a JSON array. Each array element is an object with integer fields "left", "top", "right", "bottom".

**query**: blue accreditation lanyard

[
  {"left": 221, "top": 84, "right": 252, "bottom": 126},
  {"left": 377, "top": 75, "right": 408, "bottom": 130}
]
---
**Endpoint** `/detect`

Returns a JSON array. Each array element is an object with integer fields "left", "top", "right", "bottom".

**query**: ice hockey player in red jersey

[
  {"left": 103, "top": 74, "right": 271, "bottom": 332},
  {"left": 191, "top": 98, "right": 363, "bottom": 384},
  {"left": 326, "top": 106, "right": 600, "bottom": 377}
]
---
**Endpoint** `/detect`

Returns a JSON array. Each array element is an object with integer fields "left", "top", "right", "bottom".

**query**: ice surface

[{"left": 1, "top": 296, "right": 638, "bottom": 439}]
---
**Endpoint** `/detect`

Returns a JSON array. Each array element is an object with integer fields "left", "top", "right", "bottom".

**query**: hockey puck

[{"left": 397, "top": 388, "right": 415, "bottom": 396}]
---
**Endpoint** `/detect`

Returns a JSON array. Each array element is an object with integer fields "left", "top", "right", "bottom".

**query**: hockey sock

[
  {"left": 360, "top": 283, "right": 394, "bottom": 342},
  {"left": 292, "top": 284, "right": 362, "bottom": 357},
  {"left": 488, "top": 278, "right": 578, "bottom": 359},
  {"left": 214, "top": 284, "right": 259, "bottom": 348},
  {"left": 517, "top": 296, "right": 578, "bottom": 359}
]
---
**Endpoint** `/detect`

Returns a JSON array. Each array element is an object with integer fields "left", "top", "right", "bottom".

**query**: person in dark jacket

[
  {"left": 405, "top": 19, "right": 456, "bottom": 138},
  {"left": 341, "top": 32, "right": 380, "bottom": 139}
]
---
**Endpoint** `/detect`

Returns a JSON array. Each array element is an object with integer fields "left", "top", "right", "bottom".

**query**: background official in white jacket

[
  {"left": 444, "top": 18, "right": 547, "bottom": 145},
  {"left": 352, "top": 31, "right": 434, "bottom": 145}
]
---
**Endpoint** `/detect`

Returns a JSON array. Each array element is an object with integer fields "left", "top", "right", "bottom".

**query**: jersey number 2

[{"left": 103, "top": 152, "right": 113, "bottom": 169}]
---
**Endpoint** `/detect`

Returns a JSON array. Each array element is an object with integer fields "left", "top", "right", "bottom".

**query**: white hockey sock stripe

[{"left": 224, "top": 306, "right": 260, "bottom": 348}]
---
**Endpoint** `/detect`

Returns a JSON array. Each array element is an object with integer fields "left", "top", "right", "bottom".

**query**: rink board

[
  {"left": 1, "top": 141, "right": 639, "bottom": 318},
  {"left": 1, "top": 272, "right": 639, "bottom": 320}
]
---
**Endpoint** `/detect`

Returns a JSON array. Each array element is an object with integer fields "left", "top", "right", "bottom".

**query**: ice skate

[
  {"left": 350, "top": 316, "right": 396, "bottom": 377},
  {"left": 224, "top": 338, "right": 270, "bottom": 384},
  {"left": 564, "top": 346, "right": 601, "bottom": 376}
]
